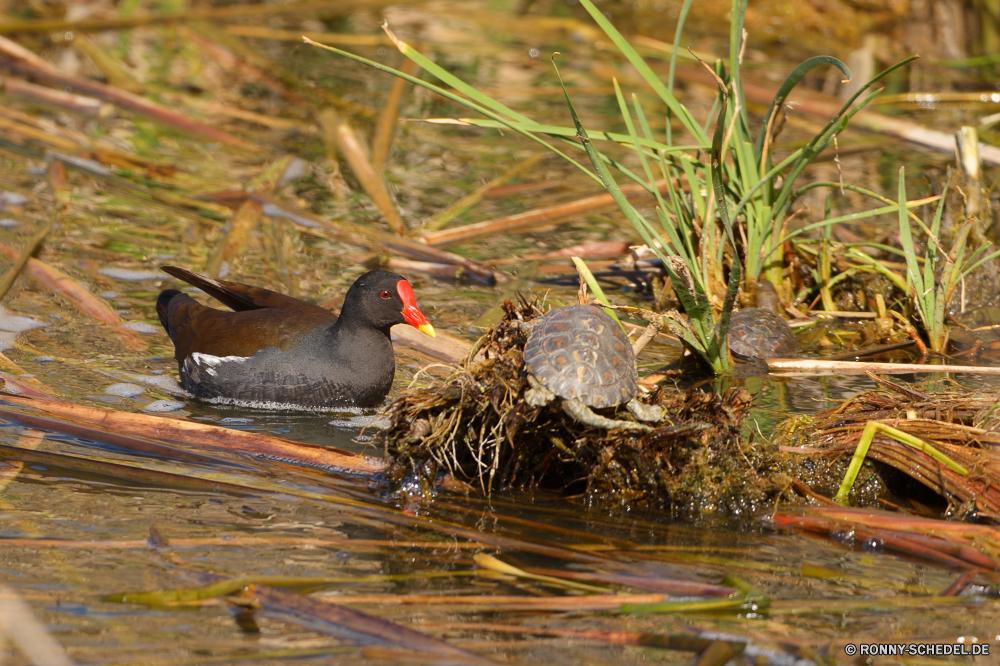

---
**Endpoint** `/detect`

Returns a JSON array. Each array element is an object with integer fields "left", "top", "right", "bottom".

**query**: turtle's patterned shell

[
  {"left": 523, "top": 305, "right": 637, "bottom": 408},
  {"left": 728, "top": 308, "right": 800, "bottom": 359}
]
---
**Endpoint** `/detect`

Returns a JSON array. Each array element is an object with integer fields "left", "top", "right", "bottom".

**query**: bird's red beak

[{"left": 396, "top": 280, "right": 435, "bottom": 337}]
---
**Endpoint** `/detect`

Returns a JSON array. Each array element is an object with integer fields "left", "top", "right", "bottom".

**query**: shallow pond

[{"left": 1, "top": 0, "right": 1000, "bottom": 663}]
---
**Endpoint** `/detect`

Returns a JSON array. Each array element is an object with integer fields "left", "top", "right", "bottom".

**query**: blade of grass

[
  {"left": 834, "top": 420, "right": 969, "bottom": 504},
  {"left": 575, "top": 0, "right": 706, "bottom": 142},
  {"left": 571, "top": 257, "right": 622, "bottom": 328}
]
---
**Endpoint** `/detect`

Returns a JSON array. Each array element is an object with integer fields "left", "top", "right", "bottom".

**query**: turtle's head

[{"left": 754, "top": 280, "right": 783, "bottom": 316}]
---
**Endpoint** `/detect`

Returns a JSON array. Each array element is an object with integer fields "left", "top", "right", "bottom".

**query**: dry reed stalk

[
  {"left": 391, "top": 323, "right": 471, "bottom": 364},
  {"left": 206, "top": 155, "right": 294, "bottom": 277},
  {"left": 806, "top": 310, "right": 879, "bottom": 318},
  {"left": 767, "top": 359, "right": 1000, "bottom": 374},
  {"left": 0, "top": 114, "right": 82, "bottom": 151},
  {"left": 334, "top": 114, "right": 406, "bottom": 234},
  {"left": 791, "top": 507, "right": 1000, "bottom": 543},
  {"left": 0, "top": 584, "right": 74, "bottom": 666},
  {"left": 178, "top": 96, "right": 302, "bottom": 130},
  {"left": 0, "top": 375, "right": 55, "bottom": 400},
  {"left": 422, "top": 181, "right": 666, "bottom": 246},
  {"left": 0, "top": 217, "right": 53, "bottom": 301},
  {"left": 185, "top": 572, "right": 495, "bottom": 665},
  {"left": 771, "top": 508, "right": 1000, "bottom": 567},
  {"left": 223, "top": 25, "right": 392, "bottom": 47},
  {"left": 207, "top": 199, "right": 264, "bottom": 275},
  {"left": 0, "top": 536, "right": 486, "bottom": 549},
  {"left": 87, "top": 150, "right": 176, "bottom": 177},
  {"left": 435, "top": 622, "right": 743, "bottom": 653},
  {"left": 186, "top": 23, "right": 371, "bottom": 119},
  {"left": 824, "top": 418, "right": 1000, "bottom": 446},
  {"left": 0, "top": 429, "right": 44, "bottom": 493},
  {"left": 376, "top": 257, "right": 465, "bottom": 279},
  {"left": 201, "top": 191, "right": 508, "bottom": 283},
  {"left": 0, "top": 35, "right": 255, "bottom": 150},
  {"left": 0, "top": 105, "right": 116, "bottom": 152},
  {"left": 0, "top": 242, "right": 147, "bottom": 351},
  {"left": 523, "top": 568, "right": 736, "bottom": 596},
  {"left": 0, "top": 354, "right": 56, "bottom": 397},
  {"left": 372, "top": 58, "right": 420, "bottom": 169},
  {"left": 72, "top": 32, "right": 145, "bottom": 94},
  {"left": 422, "top": 154, "right": 546, "bottom": 232},
  {"left": 313, "top": 592, "right": 670, "bottom": 610},
  {"left": 0, "top": 0, "right": 424, "bottom": 33},
  {"left": 0, "top": 76, "right": 103, "bottom": 115},
  {"left": 0, "top": 394, "right": 385, "bottom": 475},
  {"left": 490, "top": 240, "right": 632, "bottom": 265}
]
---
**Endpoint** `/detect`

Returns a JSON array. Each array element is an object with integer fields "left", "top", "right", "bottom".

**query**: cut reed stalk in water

[
  {"left": 767, "top": 359, "right": 1000, "bottom": 374},
  {"left": 0, "top": 217, "right": 53, "bottom": 301},
  {"left": 0, "top": 0, "right": 422, "bottom": 34},
  {"left": 223, "top": 25, "right": 392, "bottom": 47},
  {"left": 0, "top": 242, "right": 147, "bottom": 352},
  {"left": 0, "top": 407, "right": 239, "bottom": 469},
  {"left": 0, "top": 394, "right": 385, "bottom": 474},
  {"left": 490, "top": 240, "right": 631, "bottom": 265},
  {"left": 0, "top": 114, "right": 82, "bottom": 152},
  {"left": 324, "top": 592, "right": 674, "bottom": 611},
  {"left": 0, "top": 357, "right": 56, "bottom": 397},
  {"left": 421, "top": 154, "right": 546, "bottom": 232},
  {"left": 333, "top": 113, "right": 406, "bottom": 235},
  {"left": 134, "top": 570, "right": 498, "bottom": 665},
  {"left": 441, "top": 622, "right": 747, "bottom": 654},
  {"left": 770, "top": 509, "right": 1000, "bottom": 569},
  {"left": 0, "top": 76, "right": 103, "bottom": 115},
  {"left": 206, "top": 191, "right": 508, "bottom": 283},
  {"left": 372, "top": 58, "right": 419, "bottom": 169},
  {"left": 72, "top": 32, "right": 145, "bottom": 94},
  {"left": 0, "top": 36, "right": 255, "bottom": 150},
  {"left": 205, "top": 155, "right": 292, "bottom": 277},
  {"left": 422, "top": 181, "right": 666, "bottom": 246}
]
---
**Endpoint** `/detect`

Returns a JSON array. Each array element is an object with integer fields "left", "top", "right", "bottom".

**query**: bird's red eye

[{"left": 380, "top": 290, "right": 391, "bottom": 299}]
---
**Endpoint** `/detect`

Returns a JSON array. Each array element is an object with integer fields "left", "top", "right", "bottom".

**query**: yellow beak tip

[{"left": 418, "top": 323, "right": 436, "bottom": 338}]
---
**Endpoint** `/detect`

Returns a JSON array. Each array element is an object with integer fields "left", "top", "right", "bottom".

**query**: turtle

[
  {"left": 728, "top": 280, "right": 800, "bottom": 360},
  {"left": 521, "top": 305, "right": 663, "bottom": 431}
]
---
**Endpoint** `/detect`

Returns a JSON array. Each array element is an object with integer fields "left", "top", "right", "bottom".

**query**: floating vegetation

[{"left": 379, "top": 297, "right": 796, "bottom": 518}]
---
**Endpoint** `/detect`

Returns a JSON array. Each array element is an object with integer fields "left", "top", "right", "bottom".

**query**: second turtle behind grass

[
  {"left": 728, "top": 280, "right": 800, "bottom": 360},
  {"left": 521, "top": 305, "right": 663, "bottom": 432}
]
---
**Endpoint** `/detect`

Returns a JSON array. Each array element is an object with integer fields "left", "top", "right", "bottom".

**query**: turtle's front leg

[
  {"left": 562, "top": 399, "right": 652, "bottom": 432},
  {"left": 625, "top": 398, "right": 663, "bottom": 423},
  {"left": 524, "top": 374, "right": 557, "bottom": 407}
]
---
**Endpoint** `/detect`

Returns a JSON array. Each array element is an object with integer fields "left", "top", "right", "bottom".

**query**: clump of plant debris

[
  {"left": 772, "top": 374, "right": 1000, "bottom": 519},
  {"left": 377, "top": 297, "right": 793, "bottom": 519}
]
